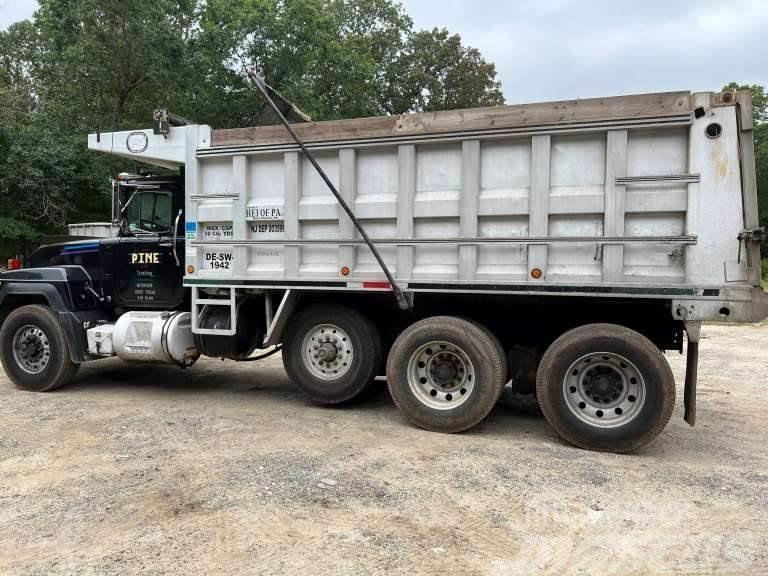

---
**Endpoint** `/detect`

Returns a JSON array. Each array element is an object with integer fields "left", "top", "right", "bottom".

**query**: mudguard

[{"left": 0, "top": 266, "right": 108, "bottom": 362}]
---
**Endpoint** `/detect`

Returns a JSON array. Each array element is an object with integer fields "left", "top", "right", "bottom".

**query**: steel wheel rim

[
  {"left": 407, "top": 340, "right": 475, "bottom": 410},
  {"left": 301, "top": 324, "right": 354, "bottom": 381},
  {"left": 12, "top": 325, "right": 51, "bottom": 375},
  {"left": 563, "top": 351, "right": 646, "bottom": 428}
]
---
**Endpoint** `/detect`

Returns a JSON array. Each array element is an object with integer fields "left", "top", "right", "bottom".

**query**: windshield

[{"left": 126, "top": 191, "right": 173, "bottom": 234}]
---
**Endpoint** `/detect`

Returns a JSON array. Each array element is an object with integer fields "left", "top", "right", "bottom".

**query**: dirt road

[{"left": 1, "top": 323, "right": 767, "bottom": 575}]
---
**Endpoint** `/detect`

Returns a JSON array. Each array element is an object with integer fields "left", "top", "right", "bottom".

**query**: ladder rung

[{"left": 192, "top": 327, "right": 237, "bottom": 336}]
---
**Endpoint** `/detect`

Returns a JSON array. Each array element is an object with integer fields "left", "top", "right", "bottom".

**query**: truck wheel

[
  {"left": 536, "top": 323, "right": 675, "bottom": 453},
  {"left": 386, "top": 316, "right": 505, "bottom": 433},
  {"left": 466, "top": 319, "right": 508, "bottom": 388},
  {"left": 282, "top": 304, "right": 382, "bottom": 404},
  {"left": 0, "top": 305, "right": 80, "bottom": 392}
]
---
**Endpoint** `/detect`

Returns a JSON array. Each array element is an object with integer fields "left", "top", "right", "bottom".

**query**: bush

[{"left": 763, "top": 258, "right": 768, "bottom": 286}]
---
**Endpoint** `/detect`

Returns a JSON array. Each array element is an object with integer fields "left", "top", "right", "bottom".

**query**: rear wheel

[
  {"left": 0, "top": 305, "right": 80, "bottom": 392},
  {"left": 386, "top": 316, "right": 505, "bottom": 433},
  {"left": 466, "top": 319, "right": 508, "bottom": 389},
  {"left": 536, "top": 323, "right": 675, "bottom": 453},
  {"left": 282, "top": 304, "right": 382, "bottom": 404}
]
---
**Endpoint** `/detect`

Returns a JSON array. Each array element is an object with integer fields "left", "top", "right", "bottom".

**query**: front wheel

[
  {"left": 536, "top": 323, "right": 675, "bottom": 453},
  {"left": 0, "top": 305, "right": 80, "bottom": 392}
]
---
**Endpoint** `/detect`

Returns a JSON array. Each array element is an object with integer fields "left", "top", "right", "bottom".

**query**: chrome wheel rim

[
  {"left": 563, "top": 352, "right": 646, "bottom": 428},
  {"left": 302, "top": 324, "right": 354, "bottom": 381},
  {"left": 407, "top": 340, "right": 475, "bottom": 410},
  {"left": 12, "top": 325, "right": 51, "bottom": 375}
]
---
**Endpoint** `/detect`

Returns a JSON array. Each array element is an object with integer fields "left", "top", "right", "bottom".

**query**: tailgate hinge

[{"left": 738, "top": 226, "right": 764, "bottom": 242}]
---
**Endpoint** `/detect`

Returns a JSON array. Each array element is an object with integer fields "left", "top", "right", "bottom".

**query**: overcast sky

[{"left": 2, "top": 0, "right": 767, "bottom": 103}]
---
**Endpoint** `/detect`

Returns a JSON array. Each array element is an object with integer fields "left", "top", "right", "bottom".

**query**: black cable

[
  {"left": 237, "top": 345, "right": 283, "bottom": 362},
  {"left": 246, "top": 71, "right": 411, "bottom": 311}
]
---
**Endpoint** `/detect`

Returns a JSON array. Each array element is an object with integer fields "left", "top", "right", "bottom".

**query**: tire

[
  {"left": 536, "top": 323, "right": 675, "bottom": 453},
  {"left": 282, "top": 304, "right": 382, "bottom": 404},
  {"left": 465, "top": 319, "right": 508, "bottom": 391},
  {"left": 386, "top": 316, "right": 506, "bottom": 433},
  {"left": 0, "top": 305, "right": 80, "bottom": 392}
]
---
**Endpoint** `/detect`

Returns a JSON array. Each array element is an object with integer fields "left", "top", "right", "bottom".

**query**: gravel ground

[{"left": 1, "top": 322, "right": 767, "bottom": 575}]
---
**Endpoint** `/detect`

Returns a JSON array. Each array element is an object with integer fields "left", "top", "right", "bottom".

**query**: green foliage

[
  {"left": 0, "top": 217, "right": 38, "bottom": 242},
  {"left": 383, "top": 28, "right": 503, "bottom": 113},
  {"left": 0, "top": 2, "right": 199, "bottom": 246},
  {"left": 757, "top": 122, "right": 768, "bottom": 256},
  {"left": 724, "top": 82, "right": 767, "bottom": 122},
  {"left": 0, "top": 0, "right": 504, "bottom": 254},
  {"left": 193, "top": 0, "right": 416, "bottom": 123},
  {"left": 193, "top": 0, "right": 503, "bottom": 124},
  {"left": 32, "top": 0, "right": 200, "bottom": 128},
  {"left": 763, "top": 258, "right": 767, "bottom": 288}
]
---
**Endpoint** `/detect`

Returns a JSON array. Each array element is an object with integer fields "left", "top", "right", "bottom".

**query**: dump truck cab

[
  {"left": 26, "top": 174, "right": 187, "bottom": 311},
  {"left": 0, "top": 173, "right": 188, "bottom": 384}
]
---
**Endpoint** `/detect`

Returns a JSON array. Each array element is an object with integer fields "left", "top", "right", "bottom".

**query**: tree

[
  {"left": 382, "top": 28, "right": 504, "bottom": 114},
  {"left": 31, "top": 0, "right": 199, "bottom": 129},
  {"left": 0, "top": 22, "right": 47, "bottom": 244},
  {"left": 0, "top": 0, "right": 505, "bottom": 253},
  {"left": 193, "top": 0, "right": 415, "bottom": 124},
  {"left": 0, "top": 1, "right": 204, "bottom": 244},
  {"left": 724, "top": 82, "right": 767, "bottom": 122},
  {"left": 194, "top": 0, "right": 502, "bottom": 123}
]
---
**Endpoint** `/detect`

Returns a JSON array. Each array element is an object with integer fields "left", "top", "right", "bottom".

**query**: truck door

[{"left": 114, "top": 190, "right": 185, "bottom": 309}]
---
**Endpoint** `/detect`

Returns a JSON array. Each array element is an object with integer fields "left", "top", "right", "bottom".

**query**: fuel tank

[{"left": 110, "top": 311, "right": 199, "bottom": 366}]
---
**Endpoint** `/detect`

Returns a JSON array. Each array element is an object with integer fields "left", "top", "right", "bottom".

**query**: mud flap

[
  {"left": 683, "top": 321, "right": 701, "bottom": 427},
  {"left": 683, "top": 340, "right": 698, "bottom": 426},
  {"left": 59, "top": 310, "right": 111, "bottom": 363}
]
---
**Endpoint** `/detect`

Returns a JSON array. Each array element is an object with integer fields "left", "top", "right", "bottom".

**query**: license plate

[{"left": 201, "top": 250, "right": 233, "bottom": 272}]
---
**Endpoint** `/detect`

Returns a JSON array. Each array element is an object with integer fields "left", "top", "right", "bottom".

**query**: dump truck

[{"left": 1, "top": 86, "right": 766, "bottom": 453}]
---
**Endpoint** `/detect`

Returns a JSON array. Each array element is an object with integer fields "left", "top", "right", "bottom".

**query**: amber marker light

[
  {"left": 187, "top": 265, "right": 195, "bottom": 274},
  {"left": 531, "top": 268, "right": 543, "bottom": 279},
  {"left": 340, "top": 266, "right": 350, "bottom": 276}
]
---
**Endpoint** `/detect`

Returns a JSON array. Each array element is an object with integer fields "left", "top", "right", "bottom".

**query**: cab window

[{"left": 126, "top": 192, "right": 172, "bottom": 234}]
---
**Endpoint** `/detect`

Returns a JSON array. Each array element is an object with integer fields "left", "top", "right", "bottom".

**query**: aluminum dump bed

[{"left": 88, "top": 90, "right": 768, "bottom": 323}]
